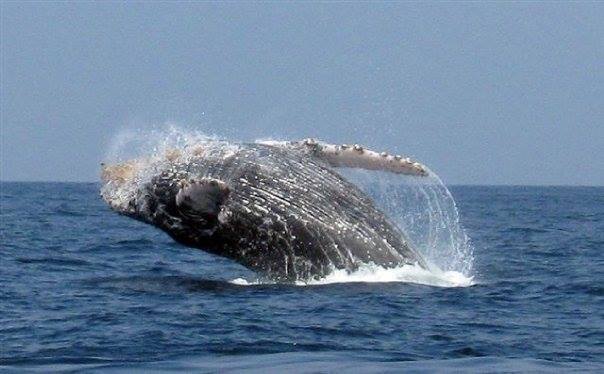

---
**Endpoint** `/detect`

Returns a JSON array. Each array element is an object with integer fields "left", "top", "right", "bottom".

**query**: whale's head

[
  {"left": 100, "top": 143, "right": 237, "bottom": 238},
  {"left": 101, "top": 145, "right": 202, "bottom": 213}
]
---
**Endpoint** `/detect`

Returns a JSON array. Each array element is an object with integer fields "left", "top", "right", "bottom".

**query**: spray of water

[
  {"left": 104, "top": 123, "right": 220, "bottom": 164},
  {"left": 105, "top": 125, "right": 474, "bottom": 287},
  {"left": 340, "top": 168, "right": 474, "bottom": 274}
]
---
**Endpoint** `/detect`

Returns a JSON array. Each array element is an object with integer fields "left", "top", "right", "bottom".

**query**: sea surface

[{"left": 1, "top": 182, "right": 603, "bottom": 372}]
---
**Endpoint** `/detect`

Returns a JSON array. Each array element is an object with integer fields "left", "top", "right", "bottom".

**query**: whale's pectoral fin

[
  {"left": 288, "top": 139, "right": 429, "bottom": 176},
  {"left": 176, "top": 178, "right": 230, "bottom": 224}
]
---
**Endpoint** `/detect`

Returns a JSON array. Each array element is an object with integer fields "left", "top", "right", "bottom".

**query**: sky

[{"left": 1, "top": 2, "right": 603, "bottom": 185}]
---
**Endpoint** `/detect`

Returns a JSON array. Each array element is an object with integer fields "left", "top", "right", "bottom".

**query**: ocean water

[{"left": 1, "top": 182, "right": 603, "bottom": 372}]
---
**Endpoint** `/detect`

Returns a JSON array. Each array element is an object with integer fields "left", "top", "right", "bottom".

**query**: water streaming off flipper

[{"left": 338, "top": 167, "right": 474, "bottom": 277}]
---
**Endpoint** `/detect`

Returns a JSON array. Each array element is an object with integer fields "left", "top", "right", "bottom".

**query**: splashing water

[
  {"left": 340, "top": 168, "right": 474, "bottom": 275},
  {"left": 231, "top": 263, "right": 472, "bottom": 288},
  {"left": 104, "top": 126, "right": 474, "bottom": 287},
  {"left": 104, "top": 124, "right": 220, "bottom": 164}
]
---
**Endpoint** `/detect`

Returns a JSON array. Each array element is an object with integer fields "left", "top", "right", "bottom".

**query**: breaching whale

[{"left": 101, "top": 139, "right": 429, "bottom": 281}]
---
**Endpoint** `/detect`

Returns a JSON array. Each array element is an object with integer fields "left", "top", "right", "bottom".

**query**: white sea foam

[
  {"left": 300, "top": 263, "right": 473, "bottom": 287},
  {"left": 230, "top": 262, "right": 473, "bottom": 288},
  {"left": 229, "top": 277, "right": 269, "bottom": 286}
]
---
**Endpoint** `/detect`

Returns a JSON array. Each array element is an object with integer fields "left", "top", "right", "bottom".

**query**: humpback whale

[{"left": 101, "top": 139, "right": 429, "bottom": 281}]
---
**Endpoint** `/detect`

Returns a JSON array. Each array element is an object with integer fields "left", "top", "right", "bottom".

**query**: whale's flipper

[
  {"left": 287, "top": 139, "right": 428, "bottom": 176},
  {"left": 176, "top": 178, "right": 230, "bottom": 225}
]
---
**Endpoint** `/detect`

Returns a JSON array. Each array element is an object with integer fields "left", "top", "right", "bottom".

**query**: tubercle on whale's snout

[
  {"left": 99, "top": 146, "right": 197, "bottom": 186},
  {"left": 100, "top": 161, "right": 138, "bottom": 184},
  {"left": 99, "top": 159, "right": 146, "bottom": 215}
]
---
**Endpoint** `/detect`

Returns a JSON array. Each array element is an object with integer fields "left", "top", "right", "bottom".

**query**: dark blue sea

[{"left": 1, "top": 182, "right": 603, "bottom": 372}]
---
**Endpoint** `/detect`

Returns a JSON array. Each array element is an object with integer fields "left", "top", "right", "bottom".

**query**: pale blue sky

[{"left": 2, "top": 2, "right": 603, "bottom": 185}]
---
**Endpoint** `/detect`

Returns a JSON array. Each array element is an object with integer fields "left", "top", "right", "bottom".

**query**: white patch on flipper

[
  {"left": 271, "top": 138, "right": 429, "bottom": 176},
  {"left": 315, "top": 142, "right": 428, "bottom": 176}
]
